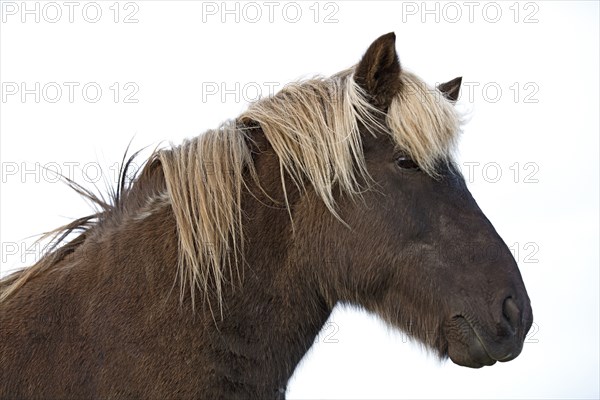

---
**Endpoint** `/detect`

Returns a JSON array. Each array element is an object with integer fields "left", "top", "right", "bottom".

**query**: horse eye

[{"left": 396, "top": 156, "right": 420, "bottom": 170}]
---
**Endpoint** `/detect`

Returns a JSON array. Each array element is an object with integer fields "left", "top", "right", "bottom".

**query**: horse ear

[
  {"left": 438, "top": 77, "right": 462, "bottom": 102},
  {"left": 354, "top": 32, "right": 401, "bottom": 108}
]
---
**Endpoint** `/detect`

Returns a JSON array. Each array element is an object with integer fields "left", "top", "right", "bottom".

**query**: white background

[{"left": 1, "top": 1, "right": 598, "bottom": 398}]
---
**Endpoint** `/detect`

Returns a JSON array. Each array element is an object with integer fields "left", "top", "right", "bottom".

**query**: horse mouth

[{"left": 446, "top": 316, "right": 518, "bottom": 368}]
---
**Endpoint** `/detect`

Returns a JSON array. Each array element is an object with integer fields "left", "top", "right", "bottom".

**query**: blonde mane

[
  {"left": 159, "top": 68, "right": 461, "bottom": 311},
  {"left": 0, "top": 67, "right": 461, "bottom": 311}
]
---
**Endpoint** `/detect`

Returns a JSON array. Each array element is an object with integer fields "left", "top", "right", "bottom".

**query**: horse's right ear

[{"left": 354, "top": 32, "right": 402, "bottom": 109}]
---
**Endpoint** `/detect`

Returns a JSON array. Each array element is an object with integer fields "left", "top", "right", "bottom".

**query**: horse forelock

[{"left": 387, "top": 71, "right": 462, "bottom": 175}]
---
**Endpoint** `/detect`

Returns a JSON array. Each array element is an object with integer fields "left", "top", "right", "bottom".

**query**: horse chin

[{"left": 446, "top": 316, "right": 499, "bottom": 368}]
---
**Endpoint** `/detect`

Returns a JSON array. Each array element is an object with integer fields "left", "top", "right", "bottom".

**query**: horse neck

[
  {"left": 205, "top": 177, "right": 333, "bottom": 394},
  {"left": 115, "top": 149, "right": 333, "bottom": 395}
]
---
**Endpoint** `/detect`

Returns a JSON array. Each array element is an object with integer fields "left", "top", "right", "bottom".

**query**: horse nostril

[{"left": 502, "top": 297, "right": 521, "bottom": 332}]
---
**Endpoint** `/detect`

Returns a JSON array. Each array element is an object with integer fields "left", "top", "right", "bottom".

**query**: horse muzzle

[{"left": 446, "top": 296, "right": 533, "bottom": 368}]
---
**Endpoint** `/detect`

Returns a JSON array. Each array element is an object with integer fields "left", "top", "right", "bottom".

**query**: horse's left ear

[
  {"left": 438, "top": 77, "right": 462, "bottom": 102},
  {"left": 354, "top": 32, "right": 402, "bottom": 108}
]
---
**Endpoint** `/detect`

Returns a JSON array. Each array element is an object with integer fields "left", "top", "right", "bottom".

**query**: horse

[{"left": 0, "top": 32, "right": 533, "bottom": 399}]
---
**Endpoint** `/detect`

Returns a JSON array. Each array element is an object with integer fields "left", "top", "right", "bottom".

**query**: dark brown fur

[{"left": 0, "top": 33, "right": 532, "bottom": 399}]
